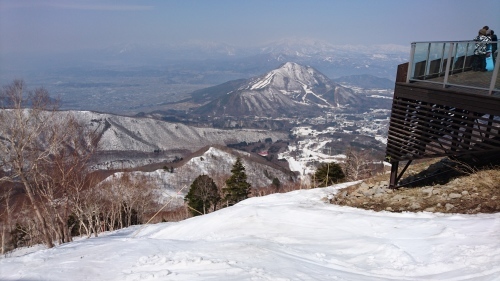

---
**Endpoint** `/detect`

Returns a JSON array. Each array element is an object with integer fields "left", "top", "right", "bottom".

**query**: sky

[
  {"left": 1, "top": 0, "right": 499, "bottom": 54},
  {"left": 1, "top": 183, "right": 499, "bottom": 280}
]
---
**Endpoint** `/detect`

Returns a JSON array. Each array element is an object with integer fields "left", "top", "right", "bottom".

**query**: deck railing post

[
  {"left": 443, "top": 42, "right": 454, "bottom": 88},
  {"left": 407, "top": 43, "right": 416, "bottom": 83},
  {"left": 463, "top": 42, "right": 471, "bottom": 71},
  {"left": 424, "top": 43, "right": 431, "bottom": 79},
  {"left": 489, "top": 42, "right": 499, "bottom": 95},
  {"left": 439, "top": 43, "right": 446, "bottom": 74}
]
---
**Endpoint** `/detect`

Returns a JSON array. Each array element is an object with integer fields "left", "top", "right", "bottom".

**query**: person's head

[
  {"left": 491, "top": 30, "right": 495, "bottom": 35},
  {"left": 483, "top": 26, "right": 490, "bottom": 30},
  {"left": 479, "top": 29, "right": 487, "bottom": 36}
]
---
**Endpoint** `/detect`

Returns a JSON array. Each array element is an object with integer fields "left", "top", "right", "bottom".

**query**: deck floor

[{"left": 411, "top": 69, "right": 500, "bottom": 98}]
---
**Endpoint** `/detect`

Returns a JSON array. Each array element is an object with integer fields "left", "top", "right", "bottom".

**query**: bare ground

[{"left": 330, "top": 155, "right": 500, "bottom": 214}]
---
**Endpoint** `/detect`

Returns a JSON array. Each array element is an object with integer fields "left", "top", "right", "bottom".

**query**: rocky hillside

[
  {"left": 330, "top": 156, "right": 500, "bottom": 214},
  {"left": 69, "top": 111, "right": 288, "bottom": 169}
]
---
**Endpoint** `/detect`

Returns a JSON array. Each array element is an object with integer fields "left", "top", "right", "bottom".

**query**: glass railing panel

[
  {"left": 426, "top": 42, "right": 446, "bottom": 78},
  {"left": 408, "top": 41, "right": 499, "bottom": 94},
  {"left": 411, "top": 42, "right": 430, "bottom": 79},
  {"left": 451, "top": 42, "right": 474, "bottom": 73}
]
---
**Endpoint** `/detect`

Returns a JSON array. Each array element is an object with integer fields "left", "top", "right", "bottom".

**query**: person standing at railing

[
  {"left": 488, "top": 30, "right": 498, "bottom": 66},
  {"left": 472, "top": 28, "right": 491, "bottom": 72}
]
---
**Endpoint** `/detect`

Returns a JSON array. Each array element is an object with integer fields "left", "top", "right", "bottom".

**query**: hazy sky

[{"left": 1, "top": 0, "right": 499, "bottom": 54}]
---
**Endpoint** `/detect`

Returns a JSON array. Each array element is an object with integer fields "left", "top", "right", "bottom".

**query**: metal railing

[{"left": 407, "top": 41, "right": 499, "bottom": 95}]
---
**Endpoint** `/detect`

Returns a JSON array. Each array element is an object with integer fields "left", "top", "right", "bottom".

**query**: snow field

[{"left": 1, "top": 183, "right": 499, "bottom": 281}]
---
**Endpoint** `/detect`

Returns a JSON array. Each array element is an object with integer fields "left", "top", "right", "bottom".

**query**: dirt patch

[{"left": 330, "top": 157, "right": 500, "bottom": 214}]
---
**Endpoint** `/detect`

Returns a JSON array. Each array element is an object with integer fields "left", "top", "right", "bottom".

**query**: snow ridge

[{"left": 250, "top": 72, "right": 276, "bottom": 90}]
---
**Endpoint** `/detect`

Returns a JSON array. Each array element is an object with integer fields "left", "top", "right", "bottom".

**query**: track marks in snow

[
  {"left": 124, "top": 252, "right": 242, "bottom": 280},
  {"left": 298, "top": 80, "right": 331, "bottom": 106},
  {"left": 250, "top": 72, "right": 276, "bottom": 90}
]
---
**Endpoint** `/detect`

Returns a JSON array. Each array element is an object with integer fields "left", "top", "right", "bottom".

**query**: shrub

[{"left": 313, "top": 162, "right": 345, "bottom": 187}]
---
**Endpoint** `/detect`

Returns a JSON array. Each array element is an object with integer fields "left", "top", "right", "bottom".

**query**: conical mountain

[{"left": 193, "top": 62, "right": 361, "bottom": 118}]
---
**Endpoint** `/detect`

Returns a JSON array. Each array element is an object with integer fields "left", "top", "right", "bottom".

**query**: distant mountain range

[
  {"left": 333, "top": 74, "right": 395, "bottom": 89},
  {"left": 159, "top": 62, "right": 387, "bottom": 121},
  {"left": 99, "top": 39, "right": 408, "bottom": 62},
  {"left": 2, "top": 39, "right": 407, "bottom": 84}
]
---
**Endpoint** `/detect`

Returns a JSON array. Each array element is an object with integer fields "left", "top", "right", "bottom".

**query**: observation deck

[{"left": 386, "top": 40, "right": 500, "bottom": 188}]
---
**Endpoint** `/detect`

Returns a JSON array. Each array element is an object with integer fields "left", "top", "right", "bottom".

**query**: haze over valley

[{"left": 1, "top": 41, "right": 405, "bottom": 115}]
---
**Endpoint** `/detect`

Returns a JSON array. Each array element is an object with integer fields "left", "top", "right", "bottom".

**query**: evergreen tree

[
  {"left": 272, "top": 177, "right": 281, "bottom": 190},
  {"left": 185, "top": 175, "right": 220, "bottom": 216},
  {"left": 313, "top": 162, "right": 345, "bottom": 187},
  {"left": 223, "top": 157, "right": 251, "bottom": 206}
]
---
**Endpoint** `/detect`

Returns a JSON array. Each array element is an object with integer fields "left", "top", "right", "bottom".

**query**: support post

[{"left": 389, "top": 161, "right": 399, "bottom": 189}]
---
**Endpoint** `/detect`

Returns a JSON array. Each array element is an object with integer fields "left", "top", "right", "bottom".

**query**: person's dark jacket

[{"left": 491, "top": 34, "right": 498, "bottom": 54}]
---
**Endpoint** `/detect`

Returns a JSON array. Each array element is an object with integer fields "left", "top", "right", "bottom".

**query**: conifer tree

[
  {"left": 223, "top": 157, "right": 251, "bottom": 206},
  {"left": 185, "top": 175, "right": 220, "bottom": 216},
  {"left": 272, "top": 177, "right": 281, "bottom": 190},
  {"left": 313, "top": 162, "right": 345, "bottom": 187}
]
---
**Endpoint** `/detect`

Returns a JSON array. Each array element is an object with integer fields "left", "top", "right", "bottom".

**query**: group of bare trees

[
  {"left": 0, "top": 80, "right": 97, "bottom": 249},
  {"left": 341, "top": 147, "right": 375, "bottom": 181},
  {"left": 0, "top": 80, "right": 159, "bottom": 253},
  {"left": 69, "top": 173, "right": 158, "bottom": 239}
]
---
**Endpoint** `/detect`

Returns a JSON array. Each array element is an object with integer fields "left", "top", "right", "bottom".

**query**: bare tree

[
  {"left": 85, "top": 175, "right": 150, "bottom": 236},
  {"left": 342, "top": 147, "right": 372, "bottom": 181},
  {"left": 0, "top": 80, "right": 98, "bottom": 248},
  {"left": 0, "top": 185, "right": 14, "bottom": 254},
  {"left": 120, "top": 173, "right": 157, "bottom": 226},
  {"left": 132, "top": 174, "right": 158, "bottom": 224}
]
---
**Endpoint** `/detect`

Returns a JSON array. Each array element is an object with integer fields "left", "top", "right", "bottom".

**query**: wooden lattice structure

[{"left": 386, "top": 59, "right": 500, "bottom": 188}]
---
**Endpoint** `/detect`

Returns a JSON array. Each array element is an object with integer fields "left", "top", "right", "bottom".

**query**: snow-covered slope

[
  {"left": 69, "top": 111, "right": 288, "bottom": 168},
  {"left": 2, "top": 184, "right": 499, "bottom": 280},
  {"left": 73, "top": 111, "right": 287, "bottom": 152},
  {"left": 105, "top": 146, "right": 295, "bottom": 206}
]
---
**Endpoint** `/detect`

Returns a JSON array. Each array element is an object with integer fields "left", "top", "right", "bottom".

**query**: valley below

[{"left": 51, "top": 62, "right": 395, "bottom": 192}]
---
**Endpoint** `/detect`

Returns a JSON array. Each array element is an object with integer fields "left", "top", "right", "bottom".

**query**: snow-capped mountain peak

[
  {"left": 193, "top": 62, "right": 362, "bottom": 118},
  {"left": 246, "top": 62, "right": 327, "bottom": 91}
]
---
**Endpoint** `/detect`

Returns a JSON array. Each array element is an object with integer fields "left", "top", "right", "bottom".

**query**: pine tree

[
  {"left": 223, "top": 157, "right": 251, "bottom": 206},
  {"left": 313, "top": 162, "right": 345, "bottom": 187},
  {"left": 185, "top": 175, "right": 220, "bottom": 216}
]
